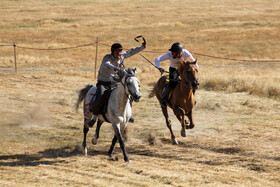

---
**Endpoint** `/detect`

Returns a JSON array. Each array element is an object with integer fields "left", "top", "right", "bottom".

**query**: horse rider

[
  {"left": 91, "top": 41, "right": 146, "bottom": 122},
  {"left": 154, "top": 42, "right": 198, "bottom": 107}
]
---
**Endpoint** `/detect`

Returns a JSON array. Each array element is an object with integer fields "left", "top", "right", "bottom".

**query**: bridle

[
  {"left": 164, "top": 64, "right": 198, "bottom": 90},
  {"left": 183, "top": 65, "right": 199, "bottom": 90},
  {"left": 184, "top": 64, "right": 199, "bottom": 89},
  {"left": 121, "top": 73, "right": 139, "bottom": 98}
]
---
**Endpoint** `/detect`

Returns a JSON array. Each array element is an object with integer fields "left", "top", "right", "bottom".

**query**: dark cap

[
  {"left": 169, "top": 42, "right": 183, "bottom": 53},
  {"left": 111, "top": 43, "right": 123, "bottom": 52}
]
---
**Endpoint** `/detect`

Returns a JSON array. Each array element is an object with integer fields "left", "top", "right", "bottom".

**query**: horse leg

[
  {"left": 82, "top": 118, "right": 90, "bottom": 156},
  {"left": 92, "top": 119, "right": 103, "bottom": 145},
  {"left": 186, "top": 110, "right": 195, "bottom": 129},
  {"left": 173, "top": 106, "right": 186, "bottom": 137},
  {"left": 82, "top": 103, "right": 95, "bottom": 155},
  {"left": 108, "top": 135, "right": 117, "bottom": 157},
  {"left": 175, "top": 115, "right": 189, "bottom": 127},
  {"left": 161, "top": 105, "right": 178, "bottom": 145},
  {"left": 111, "top": 123, "right": 130, "bottom": 162}
]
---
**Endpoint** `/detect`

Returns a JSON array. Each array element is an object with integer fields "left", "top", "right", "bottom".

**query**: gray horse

[{"left": 75, "top": 68, "right": 141, "bottom": 162}]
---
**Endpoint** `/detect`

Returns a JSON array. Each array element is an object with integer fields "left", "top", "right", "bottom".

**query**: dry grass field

[{"left": 1, "top": 0, "right": 280, "bottom": 186}]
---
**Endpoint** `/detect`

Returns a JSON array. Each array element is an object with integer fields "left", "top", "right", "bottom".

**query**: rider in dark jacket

[{"left": 91, "top": 42, "right": 146, "bottom": 122}]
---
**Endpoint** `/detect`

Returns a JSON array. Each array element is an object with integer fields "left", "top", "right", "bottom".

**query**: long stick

[{"left": 139, "top": 53, "right": 158, "bottom": 69}]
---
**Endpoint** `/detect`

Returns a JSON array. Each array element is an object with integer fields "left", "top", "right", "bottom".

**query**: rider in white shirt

[{"left": 154, "top": 42, "right": 198, "bottom": 106}]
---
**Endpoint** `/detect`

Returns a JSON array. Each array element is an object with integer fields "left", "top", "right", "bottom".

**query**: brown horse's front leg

[
  {"left": 173, "top": 106, "right": 186, "bottom": 137},
  {"left": 186, "top": 110, "right": 195, "bottom": 129},
  {"left": 161, "top": 105, "right": 178, "bottom": 144}
]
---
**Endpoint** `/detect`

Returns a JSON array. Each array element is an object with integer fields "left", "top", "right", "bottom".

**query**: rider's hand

[
  {"left": 142, "top": 42, "right": 146, "bottom": 49},
  {"left": 114, "top": 67, "right": 120, "bottom": 71},
  {"left": 159, "top": 68, "right": 164, "bottom": 73}
]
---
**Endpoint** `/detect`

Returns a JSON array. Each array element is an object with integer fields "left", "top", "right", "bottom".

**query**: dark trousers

[
  {"left": 91, "top": 81, "right": 116, "bottom": 115},
  {"left": 168, "top": 67, "right": 179, "bottom": 89}
]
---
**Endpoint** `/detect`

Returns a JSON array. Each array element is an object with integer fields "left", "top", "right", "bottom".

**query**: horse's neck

[
  {"left": 178, "top": 79, "right": 193, "bottom": 98},
  {"left": 110, "top": 84, "right": 129, "bottom": 113}
]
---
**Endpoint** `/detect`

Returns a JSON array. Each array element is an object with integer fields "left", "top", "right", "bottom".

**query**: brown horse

[{"left": 149, "top": 60, "right": 199, "bottom": 144}]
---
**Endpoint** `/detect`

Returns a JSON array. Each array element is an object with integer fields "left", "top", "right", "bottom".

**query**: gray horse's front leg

[
  {"left": 108, "top": 135, "right": 118, "bottom": 157},
  {"left": 110, "top": 123, "right": 130, "bottom": 162}
]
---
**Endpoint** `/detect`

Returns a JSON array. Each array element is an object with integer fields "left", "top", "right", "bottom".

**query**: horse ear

[
  {"left": 191, "top": 59, "right": 197, "bottom": 64},
  {"left": 133, "top": 68, "right": 137, "bottom": 75}
]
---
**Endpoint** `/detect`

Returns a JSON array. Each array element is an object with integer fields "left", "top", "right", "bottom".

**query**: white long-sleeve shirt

[{"left": 154, "top": 49, "right": 198, "bottom": 69}]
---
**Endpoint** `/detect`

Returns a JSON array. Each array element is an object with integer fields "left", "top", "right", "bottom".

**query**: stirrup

[
  {"left": 88, "top": 117, "right": 96, "bottom": 127},
  {"left": 129, "top": 116, "right": 135, "bottom": 123},
  {"left": 160, "top": 100, "right": 167, "bottom": 107}
]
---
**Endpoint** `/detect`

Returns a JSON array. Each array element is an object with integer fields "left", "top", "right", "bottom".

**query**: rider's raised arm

[
  {"left": 122, "top": 45, "right": 145, "bottom": 59},
  {"left": 154, "top": 52, "right": 170, "bottom": 68},
  {"left": 102, "top": 54, "right": 117, "bottom": 69}
]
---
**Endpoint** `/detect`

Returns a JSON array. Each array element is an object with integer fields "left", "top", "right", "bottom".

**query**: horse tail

[
  {"left": 149, "top": 77, "right": 166, "bottom": 98},
  {"left": 148, "top": 82, "right": 158, "bottom": 98},
  {"left": 75, "top": 84, "right": 93, "bottom": 111}
]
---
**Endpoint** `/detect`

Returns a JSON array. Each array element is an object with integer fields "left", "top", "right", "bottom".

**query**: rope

[
  {"left": 0, "top": 45, "right": 14, "bottom": 47},
  {"left": 16, "top": 42, "right": 97, "bottom": 50},
  {"left": 190, "top": 52, "right": 280, "bottom": 62},
  {"left": 141, "top": 50, "right": 280, "bottom": 62},
  {"left": 1, "top": 41, "right": 280, "bottom": 62}
]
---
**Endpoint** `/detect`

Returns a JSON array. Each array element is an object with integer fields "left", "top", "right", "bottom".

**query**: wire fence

[{"left": 1, "top": 38, "right": 280, "bottom": 74}]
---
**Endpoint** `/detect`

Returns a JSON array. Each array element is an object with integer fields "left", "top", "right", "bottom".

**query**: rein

[
  {"left": 121, "top": 74, "right": 137, "bottom": 97},
  {"left": 161, "top": 71, "right": 193, "bottom": 90}
]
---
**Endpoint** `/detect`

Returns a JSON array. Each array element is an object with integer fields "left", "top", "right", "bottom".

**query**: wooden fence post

[
  {"left": 94, "top": 37, "right": 98, "bottom": 80},
  {"left": 13, "top": 42, "right": 17, "bottom": 73}
]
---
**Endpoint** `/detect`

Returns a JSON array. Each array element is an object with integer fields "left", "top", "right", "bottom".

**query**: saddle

[
  {"left": 162, "top": 76, "right": 180, "bottom": 100},
  {"left": 89, "top": 84, "right": 118, "bottom": 122}
]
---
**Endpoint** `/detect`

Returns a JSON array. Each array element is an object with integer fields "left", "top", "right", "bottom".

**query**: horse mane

[{"left": 178, "top": 59, "right": 197, "bottom": 75}]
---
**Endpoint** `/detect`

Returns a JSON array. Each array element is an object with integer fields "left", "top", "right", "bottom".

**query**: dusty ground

[{"left": 0, "top": 0, "right": 280, "bottom": 186}]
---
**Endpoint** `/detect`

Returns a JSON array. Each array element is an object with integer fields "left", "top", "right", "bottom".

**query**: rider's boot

[
  {"left": 129, "top": 116, "right": 135, "bottom": 123},
  {"left": 160, "top": 86, "right": 172, "bottom": 107}
]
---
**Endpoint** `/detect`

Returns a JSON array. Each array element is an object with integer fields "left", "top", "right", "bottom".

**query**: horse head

[
  {"left": 114, "top": 67, "right": 141, "bottom": 102},
  {"left": 179, "top": 59, "right": 199, "bottom": 90}
]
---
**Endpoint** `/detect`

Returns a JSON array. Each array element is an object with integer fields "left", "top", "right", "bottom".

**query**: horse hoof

[
  {"left": 125, "top": 159, "right": 131, "bottom": 163},
  {"left": 172, "top": 139, "right": 178, "bottom": 145},
  {"left": 83, "top": 148, "right": 87, "bottom": 156},
  {"left": 181, "top": 130, "right": 186, "bottom": 137},
  {"left": 109, "top": 155, "right": 119, "bottom": 161},
  {"left": 92, "top": 138, "right": 97, "bottom": 145}
]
